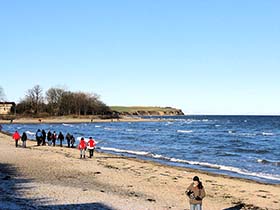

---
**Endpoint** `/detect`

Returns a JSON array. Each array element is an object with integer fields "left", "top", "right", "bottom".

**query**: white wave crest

[
  {"left": 26, "top": 131, "right": 35, "bottom": 135},
  {"left": 177, "top": 130, "right": 193, "bottom": 133},
  {"left": 262, "top": 132, "right": 274, "bottom": 136},
  {"left": 62, "top": 123, "right": 74, "bottom": 127},
  {"left": 98, "top": 146, "right": 280, "bottom": 181},
  {"left": 100, "top": 147, "right": 149, "bottom": 156}
]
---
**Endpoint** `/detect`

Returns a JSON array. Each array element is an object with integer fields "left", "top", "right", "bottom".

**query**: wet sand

[{"left": 0, "top": 132, "right": 279, "bottom": 210}]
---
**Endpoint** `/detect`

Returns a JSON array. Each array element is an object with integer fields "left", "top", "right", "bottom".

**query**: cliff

[{"left": 110, "top": 106, "right": 184, "bottom": 116}]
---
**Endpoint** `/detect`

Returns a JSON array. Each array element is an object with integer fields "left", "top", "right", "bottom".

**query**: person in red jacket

[
  {"left": 78, "top": 137, "right": 86, "bottom": 159},
  {"left": 12, "top": 131, "right": 21, "bottom": 147},
  {"left": 87, "top": 137, "right": 96, "bottom": 158}
]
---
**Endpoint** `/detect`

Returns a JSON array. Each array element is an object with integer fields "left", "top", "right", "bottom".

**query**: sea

[{"left": 2, "top": 115, "right": 280, "bottom": 184}]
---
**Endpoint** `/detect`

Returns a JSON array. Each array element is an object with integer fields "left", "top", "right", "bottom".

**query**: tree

[
  {"left": 25, "top": 85, "right": 44, "bottom": 114},
  {"left": 46, "top": 87, "right": 66, "bottom": 115}
]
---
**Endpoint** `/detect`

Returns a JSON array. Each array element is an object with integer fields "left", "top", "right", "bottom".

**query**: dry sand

[{"left": 0, "top": 132, "right": 279, "bottom": 210}]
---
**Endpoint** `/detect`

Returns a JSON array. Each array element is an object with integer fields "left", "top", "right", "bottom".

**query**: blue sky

[{"left": 0, "top": 0, "right": 280, "bottom": 115}]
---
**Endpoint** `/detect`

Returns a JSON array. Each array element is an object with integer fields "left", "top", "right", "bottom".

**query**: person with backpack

[
  {"left": 36, "top": 129, "right": 43, "bottom": 146},
  {"left": 58, "top": 132, "right": 64, "bottom": 147},
  {"left": 78, "top": 137, "right": 86, "bottom": 159},
  {"left": 185, "top": 176, "right": 206, "bottom": 210},
  {"left": 87, "top": 137, "right": 96, "bottom": 158},
  {"left": 21, "top": 132, "right": 27, "bottom": 148},
  {"left": 12, "top": 130, "right": 21, "bottom": 147}
]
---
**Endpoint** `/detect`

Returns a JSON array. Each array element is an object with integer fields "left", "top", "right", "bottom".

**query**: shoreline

[
  {"left": 0, "top": 132, "right": 280, "bottom": 209},
  {"left": 1, "top": 128, "right": 279, "bottom": 186},
  {"left": 0, "top": 116, "right": 167, "bottom": 124}
]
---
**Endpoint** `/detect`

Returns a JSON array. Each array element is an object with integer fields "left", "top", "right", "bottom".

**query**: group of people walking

[
  {"left": 12, "top": 130, "right": 96, "bottom": 159},
  {"left": 35, "top": 129, "right": 75, "bottom": 148}
]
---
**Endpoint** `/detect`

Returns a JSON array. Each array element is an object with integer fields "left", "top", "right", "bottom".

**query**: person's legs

[
  {"left": 80, "top": 149, "right": 83, "bottom": 158},
  {"left": 15, "top": 140, "right": 18, "bottom": 147},
  {"left": 89, "top": 149, "right": 93, "bottom": 158},
  {"left": 196, "top": 204, "right": 202, "bottom": 210},
  {"left": 83, "top": 149, "right": 86, "bottom": 158},
  {"left": 190, "top": 204, "right": 195, "bottom": 210}
]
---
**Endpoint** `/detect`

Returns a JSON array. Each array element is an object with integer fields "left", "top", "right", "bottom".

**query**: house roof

[{"left": 0, "top": 102, "right": 15, "bottom": 105}]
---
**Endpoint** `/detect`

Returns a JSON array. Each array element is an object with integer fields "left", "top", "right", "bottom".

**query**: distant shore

[
  {"left": 0, "top": 132, "right": 279, "bottom": 209},
  {"left": 0, "top": 116, "right": 165, "bottom": 124}
]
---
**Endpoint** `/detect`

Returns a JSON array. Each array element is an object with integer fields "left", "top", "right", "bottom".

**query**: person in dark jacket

[
  {"left": 35, "top": 129, "right": 42, "bottom": 146},
  {"left": 41, "top": 129, "right": 46, "bottom": 146},
  {"left": 21, "top": 132, "right": 27, "bottom": 148},
  {"left": 58, "top": 132, "right": 64, "bottom": 147},
  {"left": 52, "top": 131, "right": 57, "bottom": 146},
  {"left": 47, "top": 130, "right": 52, "bottom": 146},
  {"left": 70, "top": 135, "right": 75, "bottom": 148},
  {"left": 186, "top": 176, "right": 206, "bottom": 210},
  {"left": 66, "top": 133, "right": 71, "bottom": 148}
]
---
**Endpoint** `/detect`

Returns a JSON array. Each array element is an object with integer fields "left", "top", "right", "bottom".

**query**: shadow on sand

[
  {"left": 0, "top": 163, "right": 114, "bottom": 210},
  {"left": 223, "top": 203, "right": 245, "bottom": 210}
]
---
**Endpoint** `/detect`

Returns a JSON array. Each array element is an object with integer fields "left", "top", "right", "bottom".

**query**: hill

[{"left": 110, "top": 106, "right": 184, "bottom": 116}]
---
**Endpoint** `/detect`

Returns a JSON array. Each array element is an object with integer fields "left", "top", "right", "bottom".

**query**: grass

[{"left": 109, "top": 106, "right": 179, "bottom": 113}]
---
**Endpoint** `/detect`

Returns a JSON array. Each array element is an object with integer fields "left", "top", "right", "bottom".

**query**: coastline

[
  {"left": 0, "top": 116, "right": 165, "bottom": 124},
  {"left": 0, "top": 132, "right": 279, "bottom": 209}
]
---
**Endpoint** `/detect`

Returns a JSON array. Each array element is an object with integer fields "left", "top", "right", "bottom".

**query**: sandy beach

[{"left": 0, "top": 132, "right": 279, "bottom": 210}]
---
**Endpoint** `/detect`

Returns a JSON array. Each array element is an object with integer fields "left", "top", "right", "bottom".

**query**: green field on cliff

[{"left": 110, "top": 106, "right": 179, "bottom": 113}]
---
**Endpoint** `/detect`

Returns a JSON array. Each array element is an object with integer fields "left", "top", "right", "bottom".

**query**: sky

[{"left": 0, "top": 0, "right": 280, "bottom": 115}]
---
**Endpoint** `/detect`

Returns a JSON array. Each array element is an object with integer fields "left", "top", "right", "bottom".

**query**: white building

[{"left": 0, "top": 102, "right": 15, "bottom": 115}]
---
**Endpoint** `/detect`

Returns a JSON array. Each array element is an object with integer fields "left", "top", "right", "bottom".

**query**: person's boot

[
  {"left": 80, "top": 155, "right": 82, "bottom": 159},
  {"left": 83, "top": 155, "right": 86, "bottom": 159}
]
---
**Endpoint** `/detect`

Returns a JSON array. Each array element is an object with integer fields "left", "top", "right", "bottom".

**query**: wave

[
  {"left": 95, "top": 125, "right": 101, "bottom": 128},
  {"left": 177, "top": 130, "right": 193, "bottom": 133},
  {"left": 104, "top": 127, "right": 119, "bottom": 131},
  {"left": 261, "top": 132, "right": 274, "bottom": 136},
  {"left": 62, "top": 123, "right": 74, "bottom": 127},
  {"left": 26, "top": 131, "right": 35, "bottom": 135},
  {"left": 98, "top": 146, "right": 280, "bottom": 181},
  {"left": 257, "top": 159, "right": 280, "bottom": 167},
  {"left": 100, "top": 147, "right": 150, "bottom": 156}
]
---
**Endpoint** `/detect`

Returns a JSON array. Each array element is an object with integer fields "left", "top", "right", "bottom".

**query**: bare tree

[
  {"left": 25, "top": 85, "right": 44, "bottom": 114},
  {"left": 46, "top": 87, "right": 66, "bottom": 115}
]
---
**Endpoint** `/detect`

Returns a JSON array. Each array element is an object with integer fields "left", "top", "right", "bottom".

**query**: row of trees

[{"left": 16, "top": 85, "right": 111, "bottom": 116}]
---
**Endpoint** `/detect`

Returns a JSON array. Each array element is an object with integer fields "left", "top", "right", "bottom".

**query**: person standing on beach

[
  {"left": 186, "top": 176, "right": 206, "bottom": 210},
  {"left": 52, "top": 131, "right": 57, "bottom": 146},
  {"left": 12, "top": 131, "right": 21, "bottom": 147},
  {"left": 36, "top": 129, "right": 43, "bottom": 146},
  {"left": 42, "top": 129, "right": 46, "bottom": 146},
  {"left": 47, "top": 130, "right": 52, "bottom": 146},
  {"left": 66, "top": 133, "right": 71, "bottom": 148},
  {"left": 87, "top": 137, "right": 96, "bottom": 158},
  {"left": 70, "top": 135, "right": 75, "bottom": 148},
  {"left": 21, "top": 132, "right": 27, "bottom": 148},
  {"left": 58, "top": 132, "right": 64, "bottom": 147},
  {"left": 78, "top": 137, "right": 86, "bottom": 159}
]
